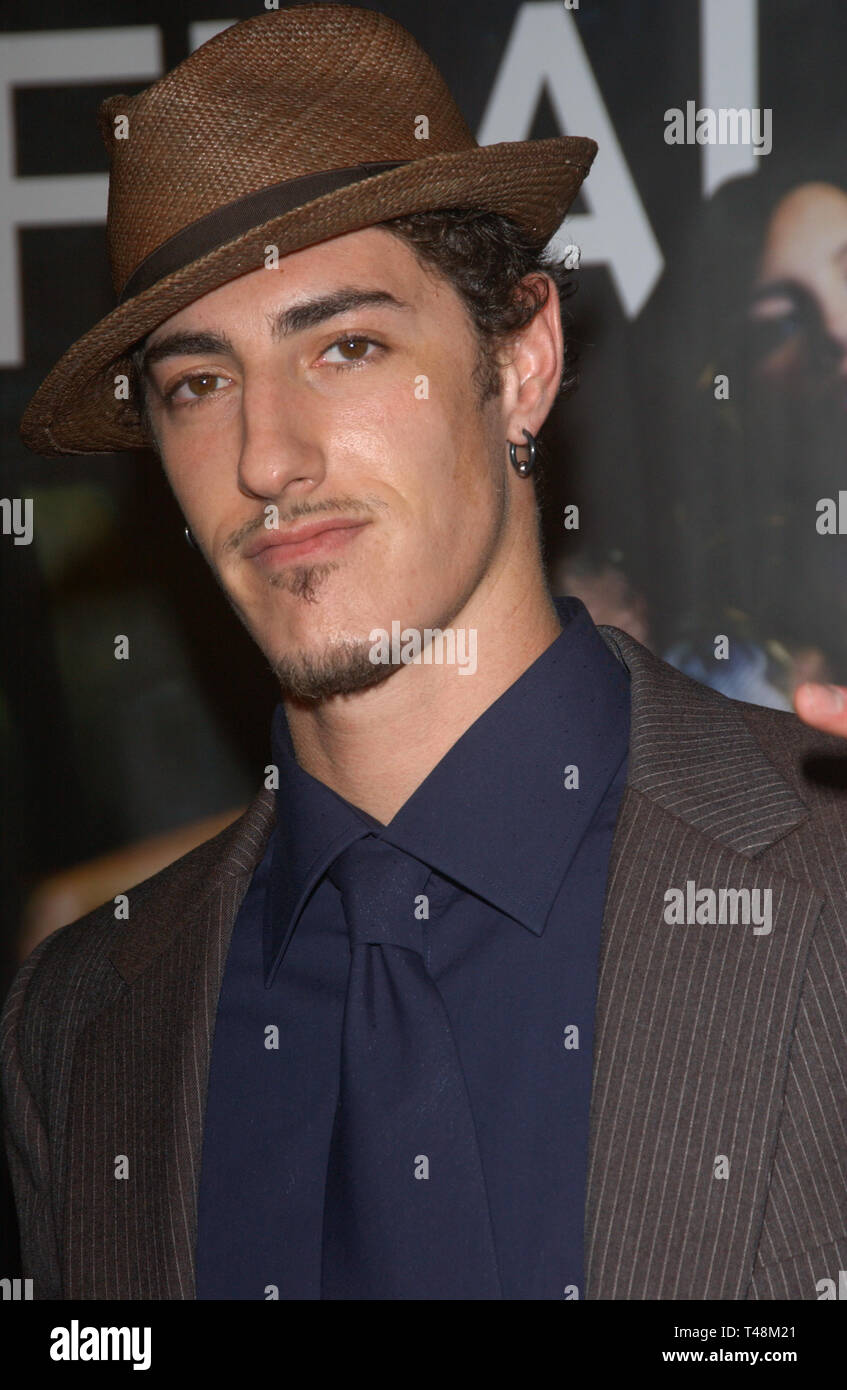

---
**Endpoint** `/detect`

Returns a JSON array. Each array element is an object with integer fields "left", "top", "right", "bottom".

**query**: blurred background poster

[{"left": 3, "top": 0, "right": 847, "bottom": 1269}]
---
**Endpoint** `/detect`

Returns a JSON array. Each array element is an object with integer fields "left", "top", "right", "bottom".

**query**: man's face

[{"left": 143, "top": 226, "right": 516, "bottom": 700}]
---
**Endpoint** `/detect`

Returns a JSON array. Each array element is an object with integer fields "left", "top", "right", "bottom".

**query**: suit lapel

[
  {"left": 63, "top": 786, "right": 276, "bottom": 1298},
  {"left": 586, "top": 627, "right": 824, "bottom": 1298}
]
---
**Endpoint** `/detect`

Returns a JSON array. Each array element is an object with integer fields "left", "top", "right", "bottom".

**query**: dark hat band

[{"left": 117, "top": 160, "right": 410, "bottom": 305}]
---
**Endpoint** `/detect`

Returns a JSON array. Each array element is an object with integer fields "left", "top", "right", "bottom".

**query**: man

[{"left": 3, "top": 5, "right": 846, "bottom": 1301}]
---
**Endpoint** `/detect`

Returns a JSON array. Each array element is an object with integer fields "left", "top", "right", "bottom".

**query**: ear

[{"left": 499, "top": 275, "right": 565, "bottom": 439}]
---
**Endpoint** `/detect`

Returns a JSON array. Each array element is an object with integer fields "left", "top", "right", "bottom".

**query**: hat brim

[{"left": 21, "top": 137, "right": 596, "bottom": 456}]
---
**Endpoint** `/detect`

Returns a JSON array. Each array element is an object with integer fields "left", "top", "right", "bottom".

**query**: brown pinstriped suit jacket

[{"left": 3, "top": 625, "right": 847, "bottom": 1300}]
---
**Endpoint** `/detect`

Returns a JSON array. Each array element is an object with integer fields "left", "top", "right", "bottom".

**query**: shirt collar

[{"left": 263, "top": 595, "right": 630, "bottom": 985}]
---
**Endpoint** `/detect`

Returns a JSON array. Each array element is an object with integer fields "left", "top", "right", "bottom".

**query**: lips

[{"left": 243, "top": 516, "right": 370, "bottom": 564}]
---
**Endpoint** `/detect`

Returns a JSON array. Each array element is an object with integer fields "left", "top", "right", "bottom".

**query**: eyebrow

[{"left": 140, "top": 287, "right": 412, "bottom": 375}]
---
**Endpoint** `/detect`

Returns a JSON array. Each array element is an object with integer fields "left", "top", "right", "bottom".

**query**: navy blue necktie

[{"left": 320, "top": 834, "right": 503, "bottom": 1299}]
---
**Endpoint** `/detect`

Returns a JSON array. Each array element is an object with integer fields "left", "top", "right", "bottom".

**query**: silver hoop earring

[
  {"left": 508, "top": 428, "right": 537, "bottom": 477},
  {"left": 184, "top": 526, "right": 198, "bottom": 550}
]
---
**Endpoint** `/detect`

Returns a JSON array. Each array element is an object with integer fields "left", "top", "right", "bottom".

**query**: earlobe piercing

[{"left": 508, "top": 428, "right": 537, "bottom": 477}]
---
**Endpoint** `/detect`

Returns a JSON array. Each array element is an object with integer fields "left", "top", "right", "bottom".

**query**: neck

[{"left": 282, "top": 565, "right": 562, "bottom": 824}]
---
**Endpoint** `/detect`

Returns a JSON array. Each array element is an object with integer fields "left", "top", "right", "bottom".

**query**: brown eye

[
  {"left": 187, "top": 374, "right": 221, "bottom": 395},
  {"left": 165, "top": 371, "right": 231, "bottom": 408},
  {"left": 337, "top": 338, "right": 369, "bottom": 360},
  {"left": 322, "top": 335, "right": 382, "bottom": 369}
]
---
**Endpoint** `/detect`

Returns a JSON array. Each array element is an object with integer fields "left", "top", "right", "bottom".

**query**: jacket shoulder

[
  {"left": 1, "top": 789, "right": 272, "bottom": 1097},
  {"left": 599, "top": 622, "right": 847, "bottom": 810},
  {"left": 735, "top": 697, "right": 847, "bottom": 806}
]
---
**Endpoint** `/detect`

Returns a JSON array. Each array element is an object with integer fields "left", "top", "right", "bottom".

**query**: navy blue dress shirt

[{"left": 196, "top": 595, "right": 630, "bottom": 1299}]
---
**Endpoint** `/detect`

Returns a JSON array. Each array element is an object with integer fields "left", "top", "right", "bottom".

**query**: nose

[{"left": 236, "top": 367, "right": 328, "bottom": 499}]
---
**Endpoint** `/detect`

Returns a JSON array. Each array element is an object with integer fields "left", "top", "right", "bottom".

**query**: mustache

[{"left": 223, "top": 493, "right": 388, "bottom": 556}]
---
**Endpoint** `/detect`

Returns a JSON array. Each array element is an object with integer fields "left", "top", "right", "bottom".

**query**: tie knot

[{"left": 327, "top": 835, "right": 430, "bottom": 951}]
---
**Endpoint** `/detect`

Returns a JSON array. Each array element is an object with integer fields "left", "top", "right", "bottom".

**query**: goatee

[{"left": 266, "top": 561, "right": 399, "bottom": 701}]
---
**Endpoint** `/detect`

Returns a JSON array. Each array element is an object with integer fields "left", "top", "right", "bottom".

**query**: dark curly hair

[
  {"left": 131, "top": 207, "right": 581, "bottom": 453},
  {"left": 381, "top": 207, "right": 581, "bottom": 405}
]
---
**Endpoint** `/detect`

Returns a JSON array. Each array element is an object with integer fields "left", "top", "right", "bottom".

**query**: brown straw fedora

[{"left": 21, "top": 4, "right": 597, "bottom": 457}]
